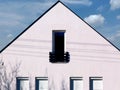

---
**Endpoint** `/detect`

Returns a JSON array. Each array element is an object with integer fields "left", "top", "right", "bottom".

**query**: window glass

[
  {"left": 36, "top": 77, "right": 48, "bottom": 90},
  {"left": 70, "top": 77, "right": 83, "bottom": 90},
  {"left": 90, "top": 77, "right": 103, "bottom": 90},
  {"left": 17, "top": 77, "right": 29, "bottom": 90}
]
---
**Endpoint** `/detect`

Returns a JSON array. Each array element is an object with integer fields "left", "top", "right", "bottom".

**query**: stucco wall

[{"left": 1, "top": 2, "right": 120, "bottom": 90}]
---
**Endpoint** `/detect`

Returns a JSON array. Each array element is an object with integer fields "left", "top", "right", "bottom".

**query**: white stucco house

[{"left": 0, "top": 1, "right": 120, "bottom": 90}]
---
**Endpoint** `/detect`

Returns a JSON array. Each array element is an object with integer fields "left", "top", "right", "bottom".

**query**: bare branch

[{"left": 0, "top": 61, "right": 21, "bottom": 90}]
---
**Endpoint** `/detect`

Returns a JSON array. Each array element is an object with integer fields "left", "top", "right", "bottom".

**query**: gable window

[
  {"left": 70, "top": 77, "right": 83, "bottom": 90},
  {"left": 35, "top": 77, "right": 48, "bottom": 90},
  {"left": 53, "top": 31, "right": 65, "bottom": 55},
  {"left": 90, "top": 77, "right": 103, "bottom": 90},
  {"left": 16, "top": 77, "right": 29, "bottom": 90},
  {"left": 49, "top": 30, "right": 70, "bottom": 63}
]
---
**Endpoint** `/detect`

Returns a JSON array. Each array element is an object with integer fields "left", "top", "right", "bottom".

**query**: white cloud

[
  {"left": 0, "top": 12, "right": 23, "bottom": 26},
  {"left": 97, "top": 5, "right": 104, "bottom": 12},
  {"left": 61, "top": 0, "right": 92, "bottom": 6},
  {"left": 109, "top": 31, "right": 120, "bottom": 41},
  {"left": 116, "top": 31, "right": 120, "bottom": 37},
  {"left": 0, "top": 1, "right": 55, "bottom": 51},
  {"left": 7, "top": 34, "right": 14, "bottom": 40},
  {"left": 0, "top": 2, "right": 54, "bottom": 27},
  {"left": 84, "top": 14, "right": 105, "bottom": 27},
  {"left": 117, "top": 15, "right": 120, "bottom": 20},
  {"left": 110, "top": 0, "right": 120, "bottom": 10},
  {"left": 0, "top": 13, "right": 23, "bottom": 20},
  {"left": 0, "top": 21, "right": 21, "bottom": 26},
  {"left": 108, "top": 30, "right": 120, "bottom": 48}
]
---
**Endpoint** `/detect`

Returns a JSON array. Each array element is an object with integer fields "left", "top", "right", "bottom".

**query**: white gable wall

[{"left": 1, "top": 2, "right": 120, "bottom": 90}]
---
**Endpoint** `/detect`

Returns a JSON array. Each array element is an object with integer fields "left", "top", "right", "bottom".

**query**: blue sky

[{"left": 0, "top": 0, "right": 120, "bottom": 51}]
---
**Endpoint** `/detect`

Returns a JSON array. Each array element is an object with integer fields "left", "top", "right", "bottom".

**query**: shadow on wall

[
  {"left": 0, "top": 59, "right": 21, "bottom": 90},
  {"left": 49, "top": 78, "right": 68, "bottom": 90},
  {"left": 0, "top": 59, "right": 69, "bottom": 90}
]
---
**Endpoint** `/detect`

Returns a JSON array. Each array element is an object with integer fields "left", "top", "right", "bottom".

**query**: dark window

[
  {"left": 49, "top": 30, "right": 70, "bottom": 63},
  {"left": 52, "top": 31, "right": 65, "bottom": 54}
]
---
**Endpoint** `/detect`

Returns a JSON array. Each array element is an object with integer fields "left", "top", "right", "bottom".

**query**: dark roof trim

[
  {"left": 61, "top": 2, "right": 120, "bottom": 52},
  {"left": 0, "top": 1, "right": 60, "bottom": 53},
  {"left": 60, "top": 1, "right": 120, "bottom": 52},
  {"left": 0, "top": 1, "right": 120, "bottom": 53}
]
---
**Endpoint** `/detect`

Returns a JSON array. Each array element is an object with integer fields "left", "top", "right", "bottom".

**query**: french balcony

[{"left": 49, "top": 52, "right": 70, "bottom": 63}]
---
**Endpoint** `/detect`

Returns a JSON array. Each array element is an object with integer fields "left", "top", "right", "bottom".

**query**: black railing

[{"left": 49, "top": 52, "right": 70, "bottom": 63}]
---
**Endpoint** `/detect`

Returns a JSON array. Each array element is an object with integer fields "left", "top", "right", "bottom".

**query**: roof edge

[
  {"left": 0, "top": 1, "right": 120, "bottom": 53},
  {"left": 59, "top": 1, "right": 120, "bottom": 52},
  {"left": 0, "top": 1, "right": 60, "bottom": 53}
]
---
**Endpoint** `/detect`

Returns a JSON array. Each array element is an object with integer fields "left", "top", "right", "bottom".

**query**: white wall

[{"left": 1, "top": 2, "right": 120, "bottom": 90}]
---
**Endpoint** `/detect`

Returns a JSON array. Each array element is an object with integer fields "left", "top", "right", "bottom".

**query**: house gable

[
  {"left": 0, "top": 1, "right": 120, "bottom": 63},
  {"left": 1, "top": 1, "right": 120, "bottom": 90}
]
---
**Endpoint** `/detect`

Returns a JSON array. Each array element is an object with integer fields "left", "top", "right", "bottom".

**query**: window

[
  {"left": 70, "top": 77, "right": 83, "bottom": 90},
  {"left": 52, "top": 30, "right": 65, "bottom": 55},
  {"left": 35, "top": 77, "right": 48, "bottom": 90},
  {"left": 16, "top": 77, "right": 29, "bottom": 90},
  {"left": 90, "top": 77, "right": 103, "bottom": 90},
  {"left": 49, "top": 30, "right": 70, "bottom": 63}
]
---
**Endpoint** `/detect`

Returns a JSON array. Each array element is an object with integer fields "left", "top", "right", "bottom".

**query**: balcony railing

[{"left": 49, "top": 52, "right": 70, "bottom": 63}]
